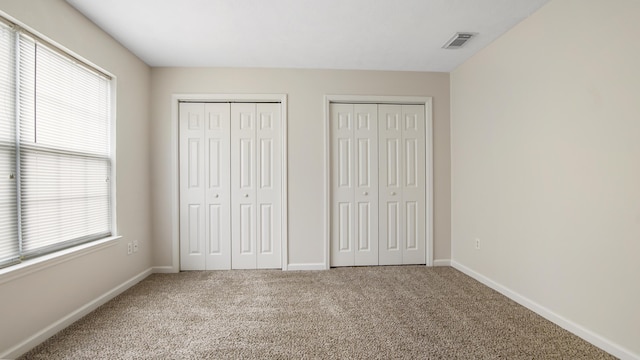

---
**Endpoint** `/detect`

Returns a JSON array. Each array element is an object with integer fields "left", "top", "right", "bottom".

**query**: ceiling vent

[{"left": 442, "top": 32, "right": 477, "bottom": 49}]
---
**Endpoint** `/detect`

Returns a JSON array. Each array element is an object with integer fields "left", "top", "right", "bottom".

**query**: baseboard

[
  {"left": 287, "top": 262, "right": 452, "bottom": 270},
  {"left": 286, "top": 263, "right": 327, "bottom": 271},
  {"left": 152, "top": 266, "right": 179, "bottom": 274},
  {"left": 451, "top": 261, "right": 639, "bottom": 360},
  {"left": 1, "top": 267, "right": 154, "bottom": 360},
  {"left": 432, "top": 259, "right": 451, "bottom": 267}
]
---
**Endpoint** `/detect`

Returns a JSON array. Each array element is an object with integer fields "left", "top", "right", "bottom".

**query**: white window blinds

[
  {"left": 0, "top": 21, "right": 19, "bottom": 268},
  {"left": 0, "top": 18, "right": 113, "bottom": 268}
]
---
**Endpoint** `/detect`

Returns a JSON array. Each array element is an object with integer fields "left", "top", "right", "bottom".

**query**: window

[{"left": 0, "top": 18, "right": 113, "bottom": 269}]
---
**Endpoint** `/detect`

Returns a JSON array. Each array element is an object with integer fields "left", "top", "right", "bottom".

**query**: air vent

[{"left": 442, "top": 32, "right": 477, "bottom": 49}]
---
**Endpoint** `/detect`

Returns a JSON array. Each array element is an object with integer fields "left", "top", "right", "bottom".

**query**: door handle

[
  {"left": 391, "top": 192, "right": 396, "bottom": 196},
  {"left": 214, "top": 194, "right": 219, "bottom": 198},
  {"left": 244, "top": 194, "right": 249, "bottom": 198},
  {"left": 363, "top": 191, "right": 368, "bottom": 196}
]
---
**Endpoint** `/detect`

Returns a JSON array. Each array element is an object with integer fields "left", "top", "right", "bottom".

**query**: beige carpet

[{"left": 20, "top": 266, "right": 614, "bottom": 359}]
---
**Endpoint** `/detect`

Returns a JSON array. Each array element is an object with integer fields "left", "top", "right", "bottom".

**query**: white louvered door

[
  {"left": 330, "top": 103, "right": 426, "bottom": 267},
  {"left": 180, "top": 102, "right": 281, "bottom": 270},
  {"left": 330, "top": 104, "right": 378, "bottom": 267}
]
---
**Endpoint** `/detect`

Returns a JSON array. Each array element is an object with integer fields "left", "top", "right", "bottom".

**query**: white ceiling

[{"left": 65, "top": 0, "right": 551, "bottom": 72}]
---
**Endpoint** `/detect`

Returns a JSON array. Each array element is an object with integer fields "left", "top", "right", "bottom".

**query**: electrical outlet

[
  {"left": 127, "top": 242, "right": 133, "bottom": 255},
  {"left": 133, "top": 240, "right": 139, "bottom": 253},
  {"left": 475, "top": 238, "right": 480, "bottom": 250}
]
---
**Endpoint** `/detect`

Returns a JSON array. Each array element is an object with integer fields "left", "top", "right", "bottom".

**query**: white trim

[
  {"left": 286, "top": 263, "right": 327, "bottom": 271},
  {"left": 425, "top": 98, "right": 434, "bottom": 267},
  {"left": 1, "top": 267, "right": 153, "bottom": 360},
  {"left": 451, "top": 261, "right": 639, "bottom": 360},
  {"left": 0, "top": 236, "right": 121, "bottom": 285},
  {"left": 280, "top": 96, "right": 289, "bottom": 270},
  {"left": 109, "top": 77, "right": 118, "bottom": 237},
  {"left": 170, "top": 96, "right": 181, "bottom": 273},
  {"left": 323, "top": 95, "right": 434, "bottom": 269},
  {"left": 432, "top": 259, "right": 451, "bottom": 267},
  {"left": 323, "top": 98, "right": 332, "bottom": 270},
  {"left": 326, "top": 95, "right": 432, "bottom": 105},
  {"left": 171, "top": 94, "right": 289, "bottom": 271}
]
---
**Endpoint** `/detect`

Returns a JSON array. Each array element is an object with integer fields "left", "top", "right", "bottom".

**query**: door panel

[
  {"left": 405, "top": 138, "right": 418, "bottom": 187},
  {"left": 208, "top": 204, "right": 221, "bottom": 253},
  {"left": 378, "top": 105, "right": 404, "bottom": 265},
  {"left": 179, "top": 103, "right": 206, "bottom": 270},
  {"left": 260, "top": 139, "right": 273, "bottom": 188},
  {"left": 239, "top": 203, "right": 254, "bottom": 254},
  {"left": 357, "top": 202, "right": 371, "bottom": 251},
  {"left": 405, "top": 201, "right": 418, "bottom": 250},
  {"left": 255, "top": 103, "right": 281, "bottom": 269},
  {"left": 204, "top": 103, "right": 231, "bottom": 269},
  {"left": 231, "top": 103, "right": 281, "bottom": 269},
  {"left": 188, "top": 204, "right": 201, "bottom": 254},
  {"left": 378, "top": 104, "right": 426, "bottom": 265},
  {"left": 331, "top": 104, "right": 355, "bottom": 266},
  {"left": 353, "top": 104, "right": 378, "bottom": 265},
  {"left": 188, "top": 139, "right": 200, "bottom": 188},
  {"left": 386, "top": 201, "right": 400, "bottom": 251},
  {"left": 208, "top": 140, "right": 221, "bottom": 188},
  {"left": 232, "top": 103, "right": 257, "bottom": 269},
  {"left": 338, "top": 202, "right": 352, "bottom": 251},
  {"left": 338, "top": 138, "right": 351, "bottom": 187},
  {"left": 400, "top": 105, "right": 426, "bottom": 264},
  {"left": 386, "top": 139, "right": 400, "bottom": 187},
  {"left": 239, "top": 139, "right": 253, "bottom": 188},
  {"left": 330, "top": 103, "right": 378, "bottom": 266},
  {"left": 259, "top": 204, "right": 273, "bottom": 253}
]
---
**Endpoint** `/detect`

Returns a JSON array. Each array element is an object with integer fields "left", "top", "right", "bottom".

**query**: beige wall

[
  {"left": 0, "top": 0, "right": 151, "bottom": 357},
  {"left": 451, "top": 0, "right": 640, "bottom": 357},
  {"left": 150, "top": 68, "right": 451, "bottom": 267}
]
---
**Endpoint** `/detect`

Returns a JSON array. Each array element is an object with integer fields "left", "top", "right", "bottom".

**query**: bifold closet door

[
  {"left": 378, "top": 104, "right": 426, "bottom": 265},
  {"left": 179, "top": 103, "right": 231, "bottom": 270},
  {"left": 330, "top": 103, "right": 378, "bottom": 267},
  {"left": 231, "top": 103, "right": 281, "bottom": 269}
]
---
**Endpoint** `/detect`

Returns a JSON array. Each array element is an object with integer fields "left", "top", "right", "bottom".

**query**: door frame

[
  {"left": 171, "top": 93, "right": 288, "bottom": 271},
  {"left": 323, "top": 95, "right": 433, "bottom": 269}
]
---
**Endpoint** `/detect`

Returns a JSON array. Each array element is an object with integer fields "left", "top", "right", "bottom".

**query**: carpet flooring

[{"left": 19, "top": 266, "right": 615, "bottom": 359}]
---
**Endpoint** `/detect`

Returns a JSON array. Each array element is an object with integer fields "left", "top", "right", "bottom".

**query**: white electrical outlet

[
  {"left": 127, "top": 242, "right": 133, "bottom": 255},
  {"left": 475, "top": 238, "right": 480, "bottom": 250},
  {"left": 133, "top": 240, "right": 139, "bottom": 253}
]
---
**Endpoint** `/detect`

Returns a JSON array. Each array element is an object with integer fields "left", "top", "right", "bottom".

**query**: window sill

[{"left": 0, "top": 236, "right": 121, "bottom": 285}]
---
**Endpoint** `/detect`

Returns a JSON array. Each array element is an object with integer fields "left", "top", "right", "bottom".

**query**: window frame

[{"left": 0, "top": 12, "right": 118, "bottom": 275}]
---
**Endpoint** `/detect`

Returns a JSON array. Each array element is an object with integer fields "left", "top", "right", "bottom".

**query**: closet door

[
  {"left": 179, "top": 103, "right": 231, "bottom": 270},
  {"left": 231, "top": 103, "right": 281, "bottom": 269},
  {"left": 378, "top": 105, "right": 426, "bottom": 265},
  {"left": 255, "top": 103, "right": 282, "bottom": 269},
  {"left": 330, "top": 103, "right": 378, "bottom": 267},
  {"left": 179, "top": 103, "right": 206, "bottom": 270},
  {"left": 400, "top": 105, "right": 426, "bottom": 264},
  {"left": 203, "top": 103, "right": 232, "bottom": 269}
]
